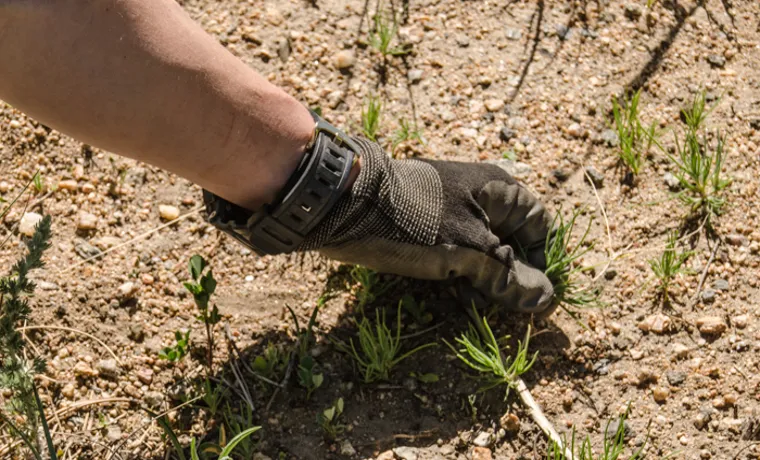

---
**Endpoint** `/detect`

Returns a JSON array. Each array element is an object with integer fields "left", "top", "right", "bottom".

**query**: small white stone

[
  {"left": 77, "top": 212, "right": 98, "bottom": 231},
  {"left": 484, "top": 98, "right": 505, "bottom": 112},
  {"left": 672, "top": 343, "right": 690, "bottom": 359},
  {"left": 567, "top": 123, "right": 584, "bottom": 138},
  {"left": 18, "top": 212, "right": 44, "bottom": 237},
  {"left": 117, "top": 281, "right": 138, "bottom": 298},
  {"left": 0, "top": 181, "right": 11, "bottom": 193},
  {"left": 158, "top": 205, "right": 180, "bottom": 221},
  {"left": 58, "top": 179, "right": 79, "bottom": 192},
  {"left": 333, "top": 50, "right": 356, "bottom": 70}
]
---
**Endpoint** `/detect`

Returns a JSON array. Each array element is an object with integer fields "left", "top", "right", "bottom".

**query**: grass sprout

[
  {"left": 350, "top": 265, "right": 395, "bottom": 315},
  {"left": 368, "top": 6, "right": 409, "bottom": 58},
  {"left": 611, "top": 89, "right": 660, "bottom": 179},
  {"left": 444, "top": 313, "right": 537, "bottom": 400},
  {"left": 649, "top": 231, "right": 693, "bottom": 306},
  {"left": 391, "top": 118, "right": 425, "bottom": 157},
  {"left": 361, "top": 95, "right": 383, "bottom": 142},
  {"left": 339, "top": 303, "right": 436, "bottom": 383},
  {"left": 545, "top": 208, "right": 599, "bottom": 311},
  {"left": 546, "top": 412, "right": 650, "bottom": 460}
]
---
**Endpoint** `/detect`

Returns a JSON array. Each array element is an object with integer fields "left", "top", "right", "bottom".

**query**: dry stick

[
  {"left": 17, "top": 325, "right": 121, "bottom": 365},
  {"left": 693, "top": 240, "right": 721, "bottom": 305},
  {"left": 59, "top": 205, "right": 203, "bottom": 274},
  {"left": 515, "top": 378, "right": 576, "bottom": 460},
  {"left": 223, "top": 325, "right": 255, "bottom": 412}
]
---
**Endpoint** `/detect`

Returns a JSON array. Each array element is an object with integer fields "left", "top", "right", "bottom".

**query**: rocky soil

[{"left": 1, "top": 0, "right": 759, "bottom": 459}]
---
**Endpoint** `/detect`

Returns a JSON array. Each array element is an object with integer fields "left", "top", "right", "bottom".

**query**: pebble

[
  {"left": 18, "top": 212, "right": 44, "bottom": 237},
  {"left": 726, "top": 234, "right": 748, "bottom": 246},
  {"left": 37, "top": 281, "right": 59, "bottom": 291},
  {"left": 93, "top": 236, "right": 122, "bottom": 249},
  {"left": 73, "top": 362, "right": 98, "bottom": 378},
  {"left": 505, "top": 28, "right": 522, "bottom": 41},
  {"left": 624, "top": 3, "right": 642, "bottom": 21},
  {"left": 472, "top": 431, "right": 492, "bottom": 447},
  {"left": 732, "top": 314, "right": 748, "bottom": 329},
  {"left": 77, "top": 211, "right": 98, "bottom": 231},
  {"left": 701, "top": 289, "right": 716, "bottom": 303},
  {"left": 58, "top": 179, "right": 79, "bottom": 192},
  {"left": 376, "top": 451, "right": 394, "bottom": 460},
  {"left": 694, "top": 408, "right": 712, "bottom": 430},
  {"left": 566, "top": 123, "right": 584, "bottom": 138},
  {"left": 585, "top": 166, "right": 605, "bottom": 188},
  {"left": 81, "top": 183, "right": 95, "bottom": 193},
  {"left": 0, "top": 181, "right": 10, "bottom": 193},
  {"left": 484, "top": 99, "right": 505, "bottom": 112},
  {"left": 392, "top": 446, "right": 418, "bottom": 460},
  {"left": 137, "top": 368, "right": 154, "bottom": 385},
  {"left": 333, "top": 50, "right": 356, "bottom": 70},
  {"left": 61, "top": 384, "right": 76, "bottom": 399},
  {"left": 696, "top": 316, "right": 726, "bottom": 335},
  {"left": 75, "top": 240, "right": 101, "bottom": 260},
  {"left": 653, "top": 387, "right": 670, "bottom": 403},
  {"left": 707, "top": 54, "right": 726, "bottom": 68},
  {"left": 666, "top": 371, "right": 687, "bottom": 386},
  {"left": 117, "top": 281, "right": 138, "bottom": 299},
  {"left": 638, "top": 313, "right": 671, "bottom": 334},
  {"left": 485, "top": 159, "right": 533, "bottom": 178},
  {"left": 501, "top": 413, "right": 520, "bottom": 432},
  {"left": 97, "top": 359, "right": 120, "bottom": 379},
  {"left": 472, "top": 447, "right": 493, "bottom": 460},
  {"left": 128, "top": 324, "right": 145, "bottom": 342},
  {"left": 600, "top": 129, "right": 620, "bottom": 147},
  {"left": 158, "top": 205, "right": 180, "bottom": 221},
  {"left": 408, "top": 69, "right": 424, "bottom": 83},
  {"left": 606, "top": 419, "right": 632, "bottom": 439},
  {"left": 663, "top": 173, "right": 681, "bottom": 190},
  {"left": 339, "top": 440, "right": 356, "bottom": 456},
  {"left": 143, "top": 391, "right": 164, "bottom": 407},
  {"left": 106, "top": 425, "right": 122, "bottom": 442},
  {"left": 713, "top": 279, "right": 729, "bottom": 291},
  {"left": 141, "top": 274, "right": 154, "bottom": 285}
]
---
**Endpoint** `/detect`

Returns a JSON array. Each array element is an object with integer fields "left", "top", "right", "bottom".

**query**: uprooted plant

[{"left": 0, "top": 214, "right": 57, "bottom": 460}]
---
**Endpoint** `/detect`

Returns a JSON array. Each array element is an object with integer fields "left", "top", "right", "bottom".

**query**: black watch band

[{"left": 203, "top": 112, "right": 359, "bottom": 255}]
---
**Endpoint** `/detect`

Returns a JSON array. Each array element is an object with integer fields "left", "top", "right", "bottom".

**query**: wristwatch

[{"left": 203, "top": 111, "right": 359, "bottom": 255}]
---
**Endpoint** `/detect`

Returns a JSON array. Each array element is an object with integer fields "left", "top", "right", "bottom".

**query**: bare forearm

[{"left": 0, "top": 0, "right": 313, "bottom": 209}]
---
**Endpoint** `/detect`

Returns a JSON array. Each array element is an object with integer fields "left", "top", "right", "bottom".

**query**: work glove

[{"left": 300, "top": 138, "right": 556, "bottom": 315}]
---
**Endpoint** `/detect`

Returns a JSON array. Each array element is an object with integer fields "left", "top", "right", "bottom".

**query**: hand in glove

[{"left": 300, "top": 138, "right": 555, "bottom": 314}]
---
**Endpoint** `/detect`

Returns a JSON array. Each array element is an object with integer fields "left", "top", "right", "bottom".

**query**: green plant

[
  {"left": 546, "top": 412, "right": 648, "bottom": 460},
  {"left": 0, "top": 214, "right": 56, "bottom": 460},
  {"left": 400, "top": 294, "right": 433, "bottom": 326},
  {"left": 368, "top": 6, "right": 408, "bottom": 58},
  {"left": 32, "top": 172, "right": 44, "bottom": 194},
  {"left": 666, "top": 93, "right": 731, "bottom": 222},
  {"left": 649, "top": 231, "right": 693, "bottom": 306},
  {"left": 544, "top": 208, "right": 599, "bottom": 311},
  {"left": 361, "top": 95, "right": 383, "bottom": 142},
  {"left": 611, "top": 89, "right": 659, "bottom": 178},
  {"left": 222, "top": 404, "right": 258, "bottom": 460},
  {"left": 159, "top": 330, "right": 191, "bottom": 362},
  {"left": 251, "top": 344, "right": 287, "bottom": 383},
  {"left": 350, "top": 265, "right": 394, "bottom": 315},
  {"left": 444, "top": 313, "right": 537, "bottom": 400},
  {"left": 340, "top": 303, "right": 436, "bottom": 383},
  {"left": 317, "top": 398, "right": 345, "bottom": 440},
  {"left": 391, "top": 118, "right": 424, "bottom": 157},
  {"left": 287, "top": 302, "right": 324, "bottom": 398},
  {"left": 200, "top": 379, "right": 226, "bottom": 418},
  {"left": 183, "top": 255, "right": 221, "bottom": 373}
]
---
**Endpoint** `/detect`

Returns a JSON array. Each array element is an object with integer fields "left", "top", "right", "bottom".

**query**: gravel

[
  {"left": 18, "top": 212, "right": 43, "bottom": 236},
  {"left": 333, "top": 50, "right": 356, "bottom": 70},
  {"left": 159, "top": 204, "right": 180, "bottom": 221},
  {"left": 697, "top": 316, "right": 727, "bottom": 335},
  {"left": 585, "top": 166, "right": 605, "bottom": 188}
]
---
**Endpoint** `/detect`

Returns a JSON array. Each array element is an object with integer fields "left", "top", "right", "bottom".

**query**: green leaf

[
  {"left": 312, "top": 373, "right": 324, "bottom": 388},
  {"left": 190, "top": 438, "right": 201, "bottom": 460},
  {"left": 189, "top": 255, "right": 206, "bottom": 280},
  {"left": 219, "top": 426, "right": 261, "bottom": 458},
  {"left": 200, "top": 271, "right": 216, "bottom": 295},
  {"left": 415, "top": 373, "right": 439, "bottom": 383},
  {"left": 323, "top": 407, "right": 336, "bottom": 421},
  {"left": 252, "top": 355, "right": 268, "bottom": 372},
  {"left": 336, "top": 397, "right": 344, "bottom": 414}
]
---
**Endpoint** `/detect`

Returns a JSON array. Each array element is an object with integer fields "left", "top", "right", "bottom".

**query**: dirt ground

[{"left": 1, "top": 0, "right": 760, "bottom": 459}]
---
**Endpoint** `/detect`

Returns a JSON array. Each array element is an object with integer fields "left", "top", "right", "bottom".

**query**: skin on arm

[{"left": 0, "top": 0, "right": 316, "bottom": 210}]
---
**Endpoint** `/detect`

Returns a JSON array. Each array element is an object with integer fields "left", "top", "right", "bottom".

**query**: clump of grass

[
  {"left": 391, "top": 118, "right": 425, "bottom": 157},
  {"left": 339, "top": 303, "right": 436, "bottom": 383},
  {"left": 649, "top": 231, "right": 693, "bottom": 306},
  {"left": 546, "top": 412, "right": 649, "bottom": 460},
  {"left": 0, "top": 214, "right": 57, "bottom": 460},
  {"left": 157, "top": 414, "right": 260, "bottom": 460},
  {"left": 666, "top": 92, "right": 731, "bottom": 223},
  {"left": 544, "top": 208, "right": 599, "bottom": 311},
  {"left": 611, "top": 89, "right": 660, "bottom": 180},
  {"left": 360, "top": 95, "right": 383, "bottom": 142},
  {"left": 444, "top": 313, "right": 537, "bottom": 400},
  {"left": 368, "top": 5, "right": 409, "bottom": 58},
  {"left": 350, "top": 265, "right": 394, "bottom": 315}
]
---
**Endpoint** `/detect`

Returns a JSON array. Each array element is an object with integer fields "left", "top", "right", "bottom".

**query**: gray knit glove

[{"left": 300, "top": 139, "right": 555, "bottom": 314}]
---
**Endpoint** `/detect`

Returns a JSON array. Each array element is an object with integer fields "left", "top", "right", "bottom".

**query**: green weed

[
  {"left": 649, "top": 231, "right": 692, "bottom": 306},
  {"left": 221, "top": 404, "right": 258, "bottom": 460},
  {"left": 200, "top": 379, "right": 226, "bottom": 418},
  {"left": 666, "top": 93, "right": 731, "bottom": 223},
  {"left": 251, "top": 344, "right": 287, "bottom": 383},
  {"left": 32, "top": 172, "right": 44, "bottom": 194},
  {"left": 287, "top": 302, "right": 324, "bottom": 398},
  {"left": 368, "top": 6, "right": 408, "bottom": 58},
  {"left": 339, "top": 303, "right": 437, "bottom": 383},
  {"left": 159, "top": 330, "right": 191, "bottom": 362},
  {"left": 546, "top": 412, "right": 648, "bottom": 460},
  {"left": 350, "top": 265, "right": 394, "bottom": 315},
  {"left": 184, "top": 255, "right": 221, "bottom": 373},
  {"left": 400, "top": 294, "right": 433, "bottom": 326},
  {"left": 611, "top": 89, "right": 659, "bottom": 178},
  {"left": 444, "top": 313, "right": 537, "bottom": 400},
  {"left": 0, "top": 214, "right": 56, "bottom": 460},
  {"left": 391, "top": 118, "right": 425, "bottom": 157},
  {"left": 361, "top": 95, "right": 383, "bottom": 142},
  {"left": 544, "top": 209, "right": 599, "bottom": 311},
  {"left": 317, "top": 398, "right": 345, "bottom": 440}
]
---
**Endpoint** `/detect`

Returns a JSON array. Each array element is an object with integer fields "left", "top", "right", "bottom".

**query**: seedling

[
  {"left": 200, "top": 379, "right": 226, "bottom": 418},
  {"left": 183, "top": 255, "right": 221, "bottom": 373},
  {"left": 444, "top": 313, "right": 537, "bottom": 400},
  {"left": 368, "top": 6, "right": 409, "bottom": 58},
  {"left": 611, "top": 89, "right": 659, "bottom": 179},
  {"left": 361, "top": 94, "right": 383, "bottom": 142},
  {"left": 32, "top": 172, "right": 44, "bottom": 194},
  {"left": 350, "top": 265, "right": 395, "bottom": 315},
  {"left": 649, "top": 231, "right": 693, "bottom": 306},
  {"left": 544, "top": 209, "right": 599, "bottom": 311},
  {"left": 317, "top": 398, "right": 346, "bottom": 440},
  {"left": 339, "top": 303, "right": 436, "bottom": 383},
  {"left": 400, "top": 294, "right": 433, "bottom": 326},
  {"left": 546, "top": 412, "right": 648, "bottom": 460},
  {"left": 0, "top": 214, "right": 57, "bottom": 460},
  {"left": 157, "top": 412, "right": 260, "bottom": 460},
  {"left": 287, "top": 302, "right": 324, "bottom": 398},
  {"left": 159, "top": 330, "right": 191, "bottom": 362},
  {"left": 222, "top": 404, "right": 258, "bottom": 460},
  {"left": 666, "top": 93, "right": 731, "bottom": 223},
  {"left": 251, "top": 344, "right": 287, "bottom": 383},
  {"left": 391, "top": 118, "right": 425, "bottom": 157}
]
